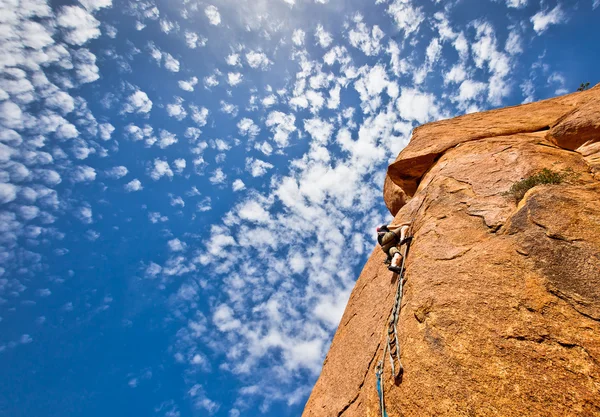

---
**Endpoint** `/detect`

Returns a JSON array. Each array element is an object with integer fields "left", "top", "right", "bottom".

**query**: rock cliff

[{"left": 303, "top": 85, "right": 600, "bottom": 417}]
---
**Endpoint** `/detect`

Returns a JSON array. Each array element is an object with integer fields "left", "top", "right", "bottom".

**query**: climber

[{"left": 377, "top": 222, "right": 411, "bottom": 274}]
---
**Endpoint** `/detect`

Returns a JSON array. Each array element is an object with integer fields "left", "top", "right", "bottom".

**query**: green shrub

[
  {"left": 577, "top": 82, "right": 590, "bottom": 92},
  {"left": 505, "top": 168, "right": 576, "bottom": 202}
]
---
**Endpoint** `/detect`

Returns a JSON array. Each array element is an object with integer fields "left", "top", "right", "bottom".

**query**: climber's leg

[
  {"left": 399, "top": 225, "right": 413, "bottom": 246},
  {"left": 387, "top": 247, "right": 403, "bottom": 273}
]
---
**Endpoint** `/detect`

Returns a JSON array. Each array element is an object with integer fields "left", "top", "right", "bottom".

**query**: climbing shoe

[
  {"left": 399, "top": 236, "right": 413, "bottom": 246},
  {"left": 388, "top": 265, "right": 403, "bottom": 274}
]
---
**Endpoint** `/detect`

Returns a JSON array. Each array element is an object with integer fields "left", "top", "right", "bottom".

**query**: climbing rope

[
  {"left": 375, "top": 234, "right": 412, "bottom": 417},
  {"left": 374, "top": 193, "right": 427, "bottom": 416}
]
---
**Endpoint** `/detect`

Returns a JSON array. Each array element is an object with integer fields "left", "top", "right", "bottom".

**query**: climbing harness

[{"left": 375, "top": 232, "right": 412, "bottom": 417}]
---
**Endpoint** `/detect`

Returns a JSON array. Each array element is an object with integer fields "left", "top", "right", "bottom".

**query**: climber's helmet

[{"left": 376, "top": 225, "right": 389, "bottom": 233}]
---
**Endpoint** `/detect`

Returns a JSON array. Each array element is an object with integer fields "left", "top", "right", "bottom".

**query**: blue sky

[{"left": 0, "top": 0, "right": 599, "bottom": 416}]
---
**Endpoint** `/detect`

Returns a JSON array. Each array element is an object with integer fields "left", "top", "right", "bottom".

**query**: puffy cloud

[
  {"left": 124, "top": 179, "right": 142, "bottom": 192},
  {"left": 73, "top": 48, "right": 100, "bottom": 84},
  {"left": 396, "top": 88, "right": 441, "bottom": 123},
  {"left": 105, "top": 166, "right": 128, "bottom": 179},
  {"left": 0, "top": 183, "right": 18, "bottom": 204},
  {"left": 292, "top": 29, "right": 305, "bottom": 46},
  {"left": 219, "top": 101, "right": 238, "bottom": 117},
  {"left": 245, "top": 158, "right": 274, "bottom": 177},
  {"left": 123, "top": 90, "right": 152, "bottom": 114},
  {"left": 0, "top": 101, "right": 24, "bottom": 130},
  {"left": 348, "top": 14, "right": 385, "bottom": 56},
  {"left": 173, "top": 158, "right": 186, "bottom": 173},
  {"left": 205, "top": 5, "right": 221, "bottom": 25},
  {"left": 266, "top": 111, "right": 296, "bottom": 148},
  {"left": 168, "top": 238, "right": 185, "bottom": 252},
  {"left": 304, "top": 118, "right": 334, "bottom": 145},
  {"left": 204, "top": 74, "right": 219, "bottom": 88},
  {"left": 157, "top": 130, "right": 177, "bottom": 148},
  {"left": 505, "top": 0, "right": 527, "bottom": 8},
  {"left": 237, "top": 118, "right": 260, "bottom": 140},
  {"left": 56, "top": 6, "right": 101, "bottom": 45},
  {"left": 166, "top": 98, "right": 187, "bottom": 121},
  {"left": 190, "top": 106, "right": 209, "bottom": 127},
  {"left": 164, "top": 53, "right": 180, "bottom": 72},
  {"left": 531, "top": 5, "right": 566, "bottom": 34},
  {"left": 72, "top": 166, "right": 96, "bottom": 182},
  {"left": 209, "top": 168, "right": 226, "bottom": 184},
  {"left": 79, "top": 0, "right": 113, "bottom": 11},
  {"left": 245, "top": 51, "right": 271, "bottom": 70},
  {"left": 227, "top": 72, "right": 243, "bottom": 86},
  {"left": 315, "top": 24, "right": 333, "bottom": 48},
  {"left": 149, "top": 159, "right": 173, "bottom": 180},
  {"left": 98, "top": 123, "right": 115, "bottom": 140},
  {"left": 386, "top": 0, "right": 424, "bottom": 36},
  {"left": 232, "top": 179, "right": 246, "bottom": 191},
  {"left": 45, "top": 92, "right": 75, "bottom": 114},
  {"left": 76, "top": 205, "right": 93, "bottom": 224},
  {"left": 179, "top": 77, "right": 198, "bottom": 92},
  {"left": 223, "top": 55, "right": 240, "bottom": 69},
  {"left": 185, "top": 32, "right": 207, "bottom": 49}
]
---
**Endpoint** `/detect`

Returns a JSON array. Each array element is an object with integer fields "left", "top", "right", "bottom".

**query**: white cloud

[
  {"left": 0, "top": 183, "right": 18, "bottom": 204},
  {"left": 72, "top": 166, "right": 96, "bottom": 182},
  {"left": 204, "top": 74, "right": 219, "bottom": 88},
  {"left": 226, "top": 53, "right": 240, "bottom": 66},
  {"left": 167, "top": 98, "right": 187, "bottom": 120},
  {"left": 185, "top": 32, "right": 207, "bottom": 49},
  {"left": 179, "top": 77, "right": 198, "bottom": 92},
  {"left": 57, "top": 6, "right": 101, "bottom": 45},
  {"left": 164, "top": 53, "right": 180, "bottom": 72},
  {"left": 315, "top": 24, "right": 333, "bottom": 48},
  {"left": 531, "top": 5, "right": 566, "bottom": 34},
  {"left": 266, "top": 111, "right": 296, "bottom": 148},
  {"left": 456, "top": 79, "right": 487, "bottom": 103},
  {"left": 123, "top": 90, "right": 152, "bottom": 114},
  {"left": 237, "top": 118, "right": 260, "bottom": 139},
  {"left": 79, "top": 0, "right": 113, "bottom": 12},
  {"left": 348, "top": 14, "right": 385, "bottom": 56},
  {"left": 98, "top": 123, "right": 115, "bottom": 140},
  {"left": 105, "top": 166, "right": 128, "bottom": 179},
  {"left": 173, "top": 158, "right": 186, "bottom": 173},
  {"left": 245, "top": 158, "right": 274, "bottom": 177},
  {"left": 205, "top": 5, "right": 221, "bottom": 25},
  {"left": 168, "top": 238, "right": 185, "bottom": 252},
  {"left": 292, "top": 29, "right": 305, "bottom": 46},
  {"left": 227, "top": 73, "right": 243, "bottom": 86},
  {"left": 232, "top": 179, "right": 246, "bottom": 191},
  {"left": 304, "top": 118, "right": 334, "bottom": 145},
  {"left": 124, "top": 179, "right": 142, "bottom": 192},
  {"left": 150, "top": 159, "right": 174, "bottom": 180},
  {"left": 246, "top": 51, "right": 271, "bottom": 70},
  {"left": 190, "top": 106, "right": 209, "bottom": 127},
  {"left": 76, "top": 205, "right": 93, "bottom": 223},
  {"left": 506, "top": 0, "right": 527, "bottom": 8},
  {"left": 220, "top": 101, "right": 238, "bottom": 117},
  {"left": 396, "top": 88, "right": 440, "bottom": 123},
  {"left": 505, "top": 30, "right": 523, "bottom": 55},
  {"left": 387, "top": 0, "right": 424, "bottom": 36},
  {"left": 158, "top": 130, "right": 178, "bottom": 148},
  {"left": 209, "top": 168, "right": 227, "bottom": 184},
  {"left": 0, "top": 101, "right": 24, "bottom": 129}
]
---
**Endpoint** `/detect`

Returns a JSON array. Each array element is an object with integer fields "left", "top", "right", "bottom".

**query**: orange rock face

[{"left": 303, "top": 85, "right": 600, "bottom": 417}]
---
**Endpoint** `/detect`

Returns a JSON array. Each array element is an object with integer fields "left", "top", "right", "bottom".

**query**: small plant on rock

[
  {"left": 577, "top": 82, "right": 590, "bottom": 92},
  {"left": 504, "top": 168, "right": 577, "bottom": 202}
]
